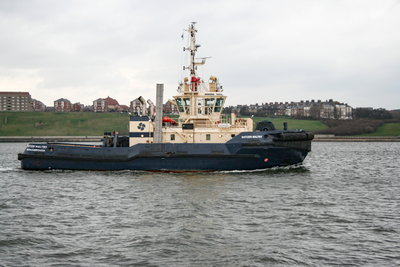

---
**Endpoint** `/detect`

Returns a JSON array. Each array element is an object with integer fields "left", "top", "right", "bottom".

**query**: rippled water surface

[{"left": 1, "top": 142, "right": 400, "bottom": 266}]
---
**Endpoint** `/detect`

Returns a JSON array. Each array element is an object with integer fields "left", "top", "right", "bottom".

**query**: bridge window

[
  {"left": 175, "top": 98, "right": 184, "bottom": 112},
  {"left": 214, "top": 98, "right": 224, "bottom": 112},
  {"left": 205, "top": 98, "right": 215, "bottom": 114},
  {"left": 183, "top": 98, "right": 190, "bottom": 114},
  {"left": 197, "top": 98, "right": 203, "bottom": 114},
  {"left": 175, "top": 98, "right": 190, "bottom": 114}
]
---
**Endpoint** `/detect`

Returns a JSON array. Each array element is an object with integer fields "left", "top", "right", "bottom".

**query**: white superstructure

[{"left": 129, "top": 22, "right": 253, "bottom": 146}]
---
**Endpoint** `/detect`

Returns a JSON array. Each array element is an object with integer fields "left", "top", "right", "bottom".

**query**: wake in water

[
  {"left": 218, "top": 164, "right": 309, "bottom": 174},
  {"left": 0, "top": 167, "right": 14, "bottom": 172},
  {"left": 9, "top": 164, "right": 309, "bottom": 176}
]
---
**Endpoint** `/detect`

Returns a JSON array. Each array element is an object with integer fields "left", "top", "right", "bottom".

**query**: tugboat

[{"left": 18, "top": 22, "right": 314, "bottom": 171}]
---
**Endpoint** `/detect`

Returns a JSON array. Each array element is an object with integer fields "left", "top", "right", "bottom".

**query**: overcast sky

[{"left": 1, "top": 0, "right": 399, "bottom": 109}]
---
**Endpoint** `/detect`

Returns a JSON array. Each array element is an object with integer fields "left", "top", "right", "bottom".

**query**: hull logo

[{"left": 137, "top": 123, "right": 146, "bottom": 131}]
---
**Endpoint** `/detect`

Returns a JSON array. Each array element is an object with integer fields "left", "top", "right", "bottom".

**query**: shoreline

[
  {"left": 313, "top": 136, "right": 400, "bottom": 142},
  {"left": 1, "top": 136, "right": 399, "bottom": 142}
]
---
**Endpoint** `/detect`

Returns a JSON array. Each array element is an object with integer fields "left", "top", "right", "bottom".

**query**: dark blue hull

[{"left": 18, "top": 131, "right": 313, "bottom": 171}]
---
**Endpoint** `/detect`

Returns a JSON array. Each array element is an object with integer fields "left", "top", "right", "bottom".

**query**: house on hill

[
  {"left": 32, "top": 99, "right": 46, "bottom": 111},
  {"left": 0, "top": 91, "right": 33, "bottom": 111},
  {"left": 93, "top": 96, "right": 119, "bottom": 112},
  {"left": 163, "top": 100, "right": 179, "bottom": 115},
  {"left": 54, "top": 98, "right": 72, "bottom": 112},
  {"left": 117, "top": 105, "right": 129, "bottom": 112},
  {"left": 72, "top": 102, "right": 84, "bottom": 112}
]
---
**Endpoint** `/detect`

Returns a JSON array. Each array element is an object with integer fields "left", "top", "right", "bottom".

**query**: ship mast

[{"left": 184, "top": 22, "right": 205, "bottom": 77}]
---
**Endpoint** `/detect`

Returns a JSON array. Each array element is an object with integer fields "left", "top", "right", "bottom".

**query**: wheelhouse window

[
  {"left": 175, "top": 98, "right": 184, "bottom": 112},
  {"left": 175, "top": 98, "right": 190, "bottom": 114},
  {"left": 197, "top": 98, "right": 203, "bottom": 114},
  {"left": 214, "top": 98, "right": 224, "bottom": 112},
  {"left": 205, "top": 98, "right": 215, "bottom": 114},
  {"left": 183, "top": 98, "right": 190, "bottom": 114}
]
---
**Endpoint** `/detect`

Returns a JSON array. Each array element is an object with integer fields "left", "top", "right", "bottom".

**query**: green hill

[
  {"left": 1, "top": 112, "right": 397, "bottom": 136},
  {"left": 251, "top": 116, "right": 328, "bottom": 132},
  {"left": 0, "top": 113, "right": 328, "bottom": 136},
  {"left": 0, "top": 112, "right": 129, "bottom": 136},
  {"left": 361, "top": 122, "right": 400, "bottom": 136}
]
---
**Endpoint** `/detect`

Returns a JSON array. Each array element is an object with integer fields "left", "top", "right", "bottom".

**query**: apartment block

[
  {"left": 54, "top": 98, "right": 72, "bottom": 112},
  {"left": 0, "top": 92, "right": 33, "bottom": 111}
]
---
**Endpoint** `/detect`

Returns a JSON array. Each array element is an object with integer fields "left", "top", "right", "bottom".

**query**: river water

[{"left": 0, "top": 142, "right": 399, "bottom": 266}]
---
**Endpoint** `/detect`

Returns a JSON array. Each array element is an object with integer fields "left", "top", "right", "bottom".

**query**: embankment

[{"left": 313, "top": 135, "right": 400, "bottom": 142}]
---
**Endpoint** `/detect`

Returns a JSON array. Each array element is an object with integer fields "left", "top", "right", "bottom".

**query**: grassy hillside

[
  {"left": 251, "top": 116, "right": 328, "bottom": 132},
  {"left": 1, "top": 112, "right": 397, "bottom": 136},
  {"left": 0, "top": 112, "right": 129, "bottom": 136},
  {"left": 0, "top": 113, "right": 328, "bottom": 136},
  {"left": 361, "top": 122, "right": 400, "bottom": 136}
]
